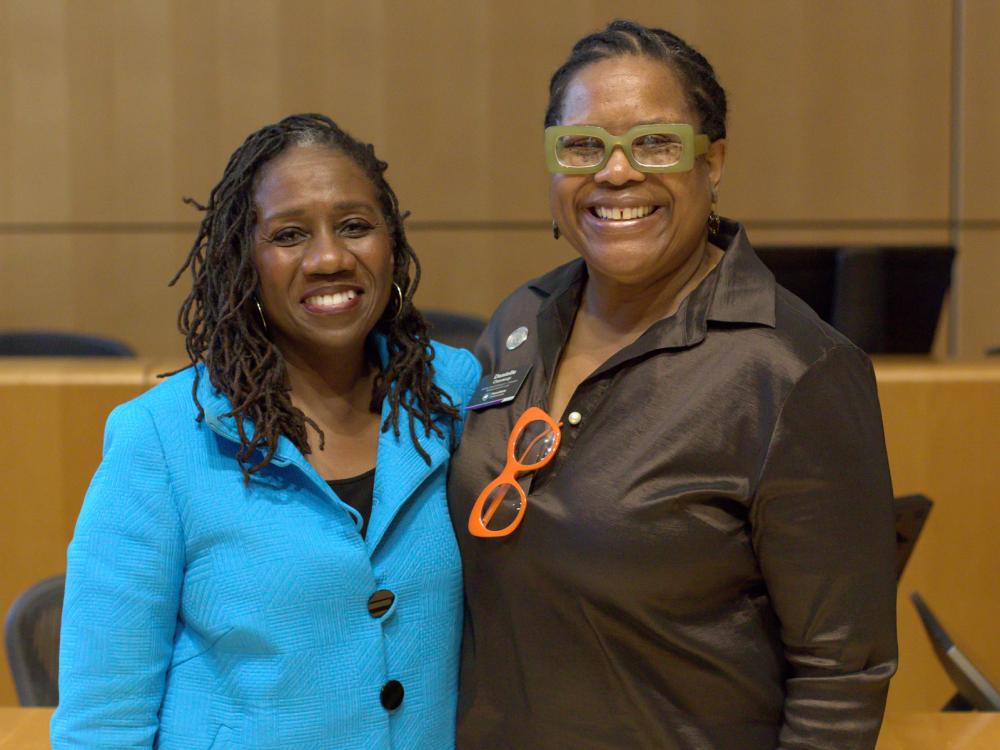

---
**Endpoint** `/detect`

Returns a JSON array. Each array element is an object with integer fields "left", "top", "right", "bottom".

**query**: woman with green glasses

[{"left": 449, "top": 19, "right": 897, "bottom": 750}]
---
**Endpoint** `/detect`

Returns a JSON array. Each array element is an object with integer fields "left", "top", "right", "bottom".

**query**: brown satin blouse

[{"left": 448, "top": 220, "right": 898, "bottom": 750}]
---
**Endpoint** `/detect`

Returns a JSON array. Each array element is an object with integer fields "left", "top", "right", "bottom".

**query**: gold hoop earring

[
  {"left": 254, "top": 298, "right": 268, "bottom": 332},
  {"left": 389, "top": 282, "right": 404, "bottom": 321},
  {"left": 552, "top": 221, "right": 560, "bottom": 240}
]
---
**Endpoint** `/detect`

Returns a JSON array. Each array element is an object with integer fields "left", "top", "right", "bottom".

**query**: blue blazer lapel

[
  {"left": 366, "top": 394, "right": 450, "bottom": 553},
  {"left": 198, "top": 370, "right": 304, "bottom": 471},
  {"left": 195, "top": 352, "right": 453, "bottom": 552}
]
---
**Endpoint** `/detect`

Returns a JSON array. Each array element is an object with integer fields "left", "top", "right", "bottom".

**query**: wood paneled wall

[
  {"left": 3, "top": 0, "right": 993, "bottom": 358},
  {"left": 1, "top": 0, "right": 998, "bottom": 710},
  {"left": 956, "top": 1, "right": 1000, "bottom": 358}
]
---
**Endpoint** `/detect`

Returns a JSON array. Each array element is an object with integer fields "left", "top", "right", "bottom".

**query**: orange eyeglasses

[{"left": 468, "top": 407, "right": 561, "bottom": 538}]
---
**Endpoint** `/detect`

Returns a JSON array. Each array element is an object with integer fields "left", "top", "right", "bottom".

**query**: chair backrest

[
  {"left": 421, "top": 310, "right": 486, "bottom": 352},
  {"left": 4, "top": 575, "right": 65, "bottom": 706},
  {"left": 755, "top": 246, "right": 954, "bottom": 354},
  {"left": 0, "top": 330, "right": 134, "bottom": 357},
  {"left": 894, "top": 494, "right": 933, "bottom": 580}
]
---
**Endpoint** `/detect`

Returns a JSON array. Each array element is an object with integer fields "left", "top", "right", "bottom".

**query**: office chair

[
  {"left": 911, "top": 592, "right": 1000, "bottom": 711},
  {"left": 421, "top": 310, "right": 486, "bottom": 352},
  {"left": 831, "top": 247, "right": 887, "bottom": 354},
  {"left": 755, "top": 246, "right": 954, "bottom": 354},
  {"left": 4, "top": 575, "right": 65, "bottom": 706},
  {"left": 0, "top": 330, "right": 134, "bottom": 357},
  {"left": 894, "top": 494, "right": 933, "bottom": 580}
]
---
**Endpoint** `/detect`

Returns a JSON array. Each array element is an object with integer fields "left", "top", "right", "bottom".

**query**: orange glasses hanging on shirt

[{"left": 468, "top": 407, "right": 562, "bottom": 538}]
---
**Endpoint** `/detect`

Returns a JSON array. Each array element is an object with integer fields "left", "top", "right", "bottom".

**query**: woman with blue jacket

[{"left": 52, "top": 114, "right": 480, "bottom": 749}]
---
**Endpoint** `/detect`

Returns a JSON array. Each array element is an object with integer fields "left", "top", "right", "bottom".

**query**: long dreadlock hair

[{"left": 167, "top": 113, "right": 459, "bottom": 481}]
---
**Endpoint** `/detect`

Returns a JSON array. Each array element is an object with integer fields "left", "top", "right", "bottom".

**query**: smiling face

[
  {"left": 252, "top": 144, "right": 393, "bottom": 365},
  {"left": 549, "top": 55, "right": 726, "bottom": 289}
]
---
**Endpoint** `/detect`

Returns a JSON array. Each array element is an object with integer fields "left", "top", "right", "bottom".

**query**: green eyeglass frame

[{"left": 544, "top": 123, "right": 710, "bottom": 174}]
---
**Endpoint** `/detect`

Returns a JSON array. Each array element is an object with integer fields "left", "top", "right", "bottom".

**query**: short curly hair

[{"left": 545, "top": 19, "right": 727, "bottom": 142}]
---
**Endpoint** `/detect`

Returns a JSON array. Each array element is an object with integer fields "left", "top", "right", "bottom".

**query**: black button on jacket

[{"left": 448, "top": 220, "right": 898, "bottom": 750}]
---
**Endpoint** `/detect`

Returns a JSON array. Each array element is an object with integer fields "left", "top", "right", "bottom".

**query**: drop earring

[
  {"left": 707, "top": 189, "right": 721, "bottom": 235},
  {"left": 552, "top": 222, "right": 560, "bottom": 240}
]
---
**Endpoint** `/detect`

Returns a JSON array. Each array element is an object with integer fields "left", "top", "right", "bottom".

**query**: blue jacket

[{"left": 52, "top": 342, "right": 481, "bottom": 749}]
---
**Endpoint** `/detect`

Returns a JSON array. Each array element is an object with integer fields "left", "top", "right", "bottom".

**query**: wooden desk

[
  {"left": 878, "top": 713, "right": 1000, "bottom": 748},
  {"left": 0, "top": 359, "right": 166, "bottom": 707},
  {"left": 874, "top": 360, "right": 1000, "bottom": 712},
  {"left": 1, "top": 358, "right": 998, "bottom": 709},
  {"left": 2, "top": 708, "right": 999, "bottom": 748},
  {"left": 0, "top": 708, "right": 51, "bottom": 749}
]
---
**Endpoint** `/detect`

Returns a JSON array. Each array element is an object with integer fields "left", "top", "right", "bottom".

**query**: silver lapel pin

[{"left": 505, "top": 326, "right": 529, "bottom": 351}]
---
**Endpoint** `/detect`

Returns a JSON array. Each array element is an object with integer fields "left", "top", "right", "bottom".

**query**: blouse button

[
  {"left": 567, "top": 411, "right": 582, "bottom": 426},
  {"left": 367, "top": 589, "right": 395, "bottom": 618},
  {"left": 380, "top": 679, "right": 404, "bottom": 710}
]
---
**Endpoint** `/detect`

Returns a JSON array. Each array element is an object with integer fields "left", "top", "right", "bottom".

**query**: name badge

[{"left": 466, "top": 366, "right": 531, "bottom": 410}]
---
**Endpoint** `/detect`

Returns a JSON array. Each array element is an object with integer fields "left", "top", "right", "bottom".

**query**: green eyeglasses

[{"left": 545, "top": 123, "right": 709, "bottom": 174}]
